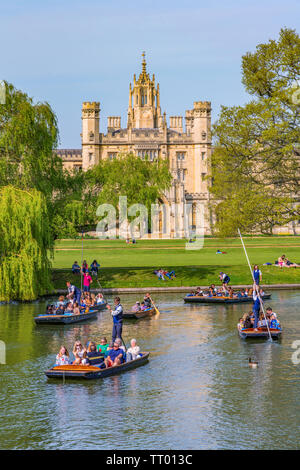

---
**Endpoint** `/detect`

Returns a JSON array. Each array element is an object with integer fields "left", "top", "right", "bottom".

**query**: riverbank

[
  {"left": 51, "top": 283, "right": 300, "bottom": 295},
  {"left": 51, "top": 237, "right": 300, "bottom": 290}
]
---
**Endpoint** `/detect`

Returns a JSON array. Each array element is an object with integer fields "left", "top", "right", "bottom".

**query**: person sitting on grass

[
  {"left": 81, "top": 260, "right": 89, "bottom": 273},
  {"left": 90, "top": 260, "right": 100, "bottom": 277},
  {"left": 156, "top": 269, "right": 165, "bottom": 280},
  {"left": 164, "top": 270, "right": 176, "bottom": 280},
  {"left": 56, "top": 346, "right": 70, "bottom": 366},
  {"left": 104, "top": 341, "right": 124, "bottom": 368},
  {"left": 72, "top": 261, "right": 81, "bottom": 275}
]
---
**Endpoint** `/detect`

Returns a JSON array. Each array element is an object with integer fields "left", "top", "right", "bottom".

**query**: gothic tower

[
  {"left": 81, "top": 101, "right": 100, "bottom": 169},
  {"left": 127, "top": 53, "right": 162, "bottom": 129}
]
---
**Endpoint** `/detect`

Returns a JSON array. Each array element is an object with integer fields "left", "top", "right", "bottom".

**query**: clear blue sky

[{"left": 1, "top": 0, "right": 299, "bottom": 148}]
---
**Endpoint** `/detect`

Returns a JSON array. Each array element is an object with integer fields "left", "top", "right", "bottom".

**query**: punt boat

[
  {"left": 34, "top": 309, "right": 99, "bottom": 325},
  {"left": 184, "top": 294, "right": 271, "bottom": 304},
  {"left": 122, "top": 307, "right": 156, "bottom": 319},
  {"left": 238, "top": 326, "right": 282, "bottom": 339},
  {"left": 44, "top": 352, "right": 150, "bottom": 379}
]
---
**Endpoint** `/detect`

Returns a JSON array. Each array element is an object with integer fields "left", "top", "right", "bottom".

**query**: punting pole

[
  {"left": 80, "top": 229, "right": 83, "bottom": 294},
  {"left": 238, "top": 228, "right": 272, "bottom": 342}
]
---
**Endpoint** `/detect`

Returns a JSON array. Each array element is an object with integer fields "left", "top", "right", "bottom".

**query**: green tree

[
  {"left": 84, "top": 152, "right": 172, "bottom": 229},
  {"left": 210, "top": 28, "right": 300, "bottom": 236},
  {"left": 0, "top": 186, "right": 53, "bottom": 301}
]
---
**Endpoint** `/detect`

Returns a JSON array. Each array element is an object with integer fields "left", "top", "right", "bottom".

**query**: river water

[{"left": 0, "top": 290, "right": 299, "bottom": 450}]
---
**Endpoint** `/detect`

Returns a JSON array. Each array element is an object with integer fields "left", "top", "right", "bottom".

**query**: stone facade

[{"left": 57, "top": 54, "right": 213, "bottom": 236}]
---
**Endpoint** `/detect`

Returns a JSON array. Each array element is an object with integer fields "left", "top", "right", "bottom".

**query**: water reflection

[{"left": 0, "top": 291, "right": 299, "bottom": 449}]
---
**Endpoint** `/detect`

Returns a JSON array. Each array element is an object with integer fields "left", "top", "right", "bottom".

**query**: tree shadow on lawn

[{"left": 52, "top": 265, "right": 224, "bottom": 288}]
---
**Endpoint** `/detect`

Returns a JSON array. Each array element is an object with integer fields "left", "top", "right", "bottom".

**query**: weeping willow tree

[{"left": 0, "top": 186, "right": 53, "bottom": 301}]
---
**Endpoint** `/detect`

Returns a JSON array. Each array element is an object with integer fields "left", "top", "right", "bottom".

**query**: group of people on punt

[
  {"left": 187, "top": 265, "right": 264, "bottom": 299},
  {"left": 46, "top": 289, "right": 105, "bottom": 316},
  {"left": 238, "top": 306, "right": 281, "bottom": 331},
  {"left": 55, "top": 337, "right": 142, "bottom": 369},
  {"left": 131, "top": 293, "right": 153, "bottom": 312},
  {"left": 187, "top": 285, "right": 265, "bottom": 299}
]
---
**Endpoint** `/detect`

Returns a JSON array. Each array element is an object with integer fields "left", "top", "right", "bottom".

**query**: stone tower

[
  {"left": 81, "top": 101, "right": 100, "bottom": 169},
  {"left": 127, "top": 53, "right": 163, "bottom": 129}
]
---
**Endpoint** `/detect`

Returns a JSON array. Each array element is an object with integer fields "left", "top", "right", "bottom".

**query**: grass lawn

[{"left": 51, "top": 237, "right": 300, "bottom": 289}]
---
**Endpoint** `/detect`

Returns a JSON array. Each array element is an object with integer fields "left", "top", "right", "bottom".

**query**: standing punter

[
  {"left": 107, "top": 296, "right": 123, "bottom": 342},
  {"left": 66, "top": 281, "right": 81, "bottom": 305},
  {"left": 219, "top": 272, "right": 230, "bottom": 288},
  {"left": 253, "top": 265, "right": 262, "bottom": 286}
]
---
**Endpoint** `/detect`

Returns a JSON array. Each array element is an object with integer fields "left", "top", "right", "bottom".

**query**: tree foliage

[
  {"left": 210, "top": 28, "right": 300, "bottom": 236},
  {"left": 0, "top": 186, "right": 53, "bottom": 301},
  {"left": 84, "top": 152, "right": 172, "bottom": 222}
]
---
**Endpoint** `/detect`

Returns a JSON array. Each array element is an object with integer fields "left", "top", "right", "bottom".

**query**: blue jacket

[{"left": 111, "top": 303, "right": 123, "bottom": 324}]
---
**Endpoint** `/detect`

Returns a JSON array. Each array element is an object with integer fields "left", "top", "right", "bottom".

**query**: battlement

[
  {"left": 82, "top": 101, "right": 100, "bottom": 110},
  {"left": 193, "top": 101, "right": 211, "bottom": 110}
]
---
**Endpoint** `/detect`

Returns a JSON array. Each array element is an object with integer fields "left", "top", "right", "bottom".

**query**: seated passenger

[
  {"left": 258, "top": 314, "right": 268, "bottom": 327},
  {"left": 72, "top": 341, "right": 87, "bottom": 364},
  {"left": 126, "top": 339, "right": 142, "bottom": 361},
  {"left": 266, "top": 307, "right": 277, "bottom": 319},
  {"left": 244, "top": 314, "right": 253, "bottom": 329},
  {"left": 96, "top": 293, "right": 105, "bottom": 305},
  {"left": 97, "top": 337, "right": 109, "bottom": 355},
  {"left": 73, "top": 302, "right": 80, "bottom": 315},
  {"left": 56, "top": 346, "right": 70, "bottom": 365},
  {"left": 131, "top": 301, "right": 141, "bottom": 312},
  {"left": 72, "top": 261, "right": 81, "bottom": 275},
  {"left": 57, "top": 295, "right": 65, "bottom": 307},
  {"left": 115, "top": 338, "right": 126, "bottom": 353},
  {"left": 237, "top": 318, "right": 244, "bottom": 330},
  {"left": 104, "top": 341, "right": 124, "bottom": 367},
  {"left": 86, "top": 342, "right": 105, "bottom": 366},
  {"left": 55, "top": 304, "right": 65, "bottom": 315},
  {"left": 64, "top": 302, "right": 73, "bottom": 313},
  {"left": 140, "top": 301, "right": 147, "bottom": 310},
  {"left": 270, "top": 314, "right": 281, "bottom": 329},
  {"left": 259, "top": 288, "right": 265, "bottom": 297},
  {"left": 90, "top": 293, "right": 96, "bottom": 306}
]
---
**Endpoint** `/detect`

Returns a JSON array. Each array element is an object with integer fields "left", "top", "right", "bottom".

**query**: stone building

[{"left": 57, "top": 54, "right": 213, "bottom": 236}]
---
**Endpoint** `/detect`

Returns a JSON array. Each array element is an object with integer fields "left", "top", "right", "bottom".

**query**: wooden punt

[
  {"left": 238, "top": 326, "right": 282, "bottom": 339},
  {"left": 184, "top": 294, "right": 271, "bottom": 304},
  {"left": 34, "top": 309, "right": 99, "bottom": 325},
  {"left": 123, "top": 308, "right": 156, "bottom": 320},
  {"left": 45, "top": 352, "right": 150, "bottom": 380}
]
